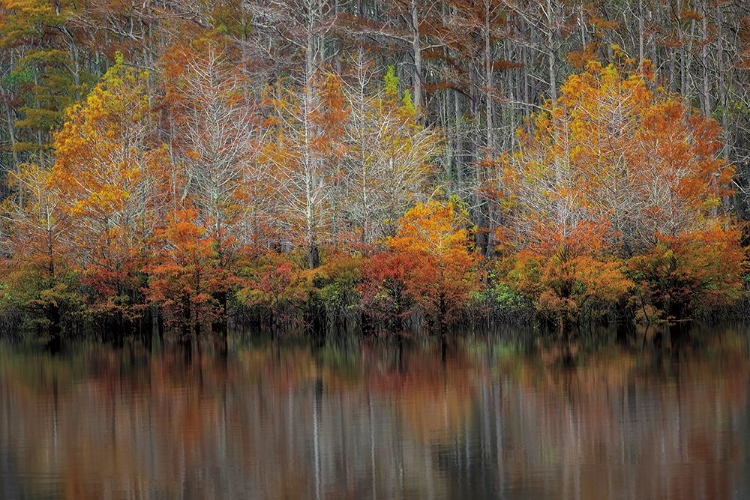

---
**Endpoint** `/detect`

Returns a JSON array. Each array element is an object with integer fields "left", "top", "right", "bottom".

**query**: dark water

[{"left": 0, "top": 326, "right": 749, "bottom": 499}]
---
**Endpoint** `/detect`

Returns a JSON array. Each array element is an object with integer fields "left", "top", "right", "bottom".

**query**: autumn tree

[
  {"left": 245, "top": 0, "right": 343, "bottom": 269},
  {"left": 503, "top": 224, "right": 633, "bottom": 330},
  {"left": 0, "top": 163, "right": 83, "bottom": 335},
  {"left": 260, "top": 72, "right": 348, "bottom": 269},
  {"left": 627, "top": 227, "right": 746, "bottom": 322},
  {"left": 51, "top": 54, "right": 164, "bottom": 329},
  {"left": 146, "top": 208, "right": 228, "bottom": 337},
  {"left": 358, "top": 250, "right": 415, "bottom": 333},
  {"left": 387, "top": 199, "right": 480, "bottom": 333},
  {"left": 162, "top": 38, "right": 259, "bottom": 249},
  {"left": 237, "top": 251, "right": 308, "bottom": 331},
  {"left": 160, "top": 38, "right": 262, "bottom": 331},
  {"left": 494, "top": 62, "right": 741, "bottom": 324},
  {"left": 341, "top": 63, "right": 440, "bottom": 244}
]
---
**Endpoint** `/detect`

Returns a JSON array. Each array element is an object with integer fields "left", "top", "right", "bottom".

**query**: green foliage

[
  {"left": 401, "top": 90, "right": 415, "bottom": 115},
  {"left": 489, "top": 282, "right": 528, "bottom": 310},
  {"left": 0, "top": 265, "right": 86, "bottom": 337},
  {"left": 2, "top": 66, "right": 33, "bottom": 89},
  {"left": 208, "top": 1, "right": 253, "bottom": 39},
  {"left": 304, "top": 252, "right": 362, "bottom": 318},
  {"left": 384, "top": 65, "right": 399, "bottom": 100},
  {"left": 0, "top": 0, "right": 97, "bottom": 165}
]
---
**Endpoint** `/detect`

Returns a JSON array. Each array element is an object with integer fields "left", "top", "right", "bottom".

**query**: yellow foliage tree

[{"left": 51, "top": 54, "right": 166, "bottom": 323}]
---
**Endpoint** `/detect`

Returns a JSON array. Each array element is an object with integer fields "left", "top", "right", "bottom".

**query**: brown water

[{"left": 0, "top": 327, "right": 749, "bottom": 499}]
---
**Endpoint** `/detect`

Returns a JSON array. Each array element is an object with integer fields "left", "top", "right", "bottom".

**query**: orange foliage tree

[
  {"left": 159, "top": 38, "right": 261, "bottom": 331},
  {"left": 160, "top": 38, "right": 260, "bottom": 265},
  {"left": 628, "top": 227, "right": 746, "bottom": 322},
  {"left": 505, "top": 225, "right": 633, "bottom": 329},
  {"left": 494, "top": 62, "right": 741, "bottom": 325},
  {"left": 385, "top": 199, "right": 480, "bottom": 333},
  {"left": 359, "top": 251, "right": 415, "bottom": 333},
  {"left": 146, "top": 208, "right": 228, "bottom": 337},
  {"left": 237, "top": 252, "right": 309, "bottom": 330}
]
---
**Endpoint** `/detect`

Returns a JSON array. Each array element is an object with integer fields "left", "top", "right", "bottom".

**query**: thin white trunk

[{"left": 410, "top": 0, "right": 422, "bottom": 110}]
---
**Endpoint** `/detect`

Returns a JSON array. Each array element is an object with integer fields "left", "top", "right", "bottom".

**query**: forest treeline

[{"left": 0, "top": 0, "right": 749, "bottom": 338}]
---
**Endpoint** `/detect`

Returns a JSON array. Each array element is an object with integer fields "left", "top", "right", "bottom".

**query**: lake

[{"left": 0, "top": 326, "right": 748, "bottom": 499}]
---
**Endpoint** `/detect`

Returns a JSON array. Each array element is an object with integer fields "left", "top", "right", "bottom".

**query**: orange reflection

[{"left": 0, "top": 327, "right": 747, "bottom": 500}]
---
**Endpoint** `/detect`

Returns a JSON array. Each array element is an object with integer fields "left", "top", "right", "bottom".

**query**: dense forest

[{"left": 0, "top": 0, "right": 749, "bottom": 339}]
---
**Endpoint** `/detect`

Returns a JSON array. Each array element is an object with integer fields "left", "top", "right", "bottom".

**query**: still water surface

[{"left": 0, "top": 327, "right": 749, "bottom": 499}]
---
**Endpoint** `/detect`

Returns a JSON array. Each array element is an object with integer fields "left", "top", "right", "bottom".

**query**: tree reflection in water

[{"left": 0, "top": 325, "right": 748, "bottom": 499}]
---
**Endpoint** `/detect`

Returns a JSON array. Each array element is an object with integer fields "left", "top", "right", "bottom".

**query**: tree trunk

[
  {"left": 545, "top": 0, "right": 557, "bottom": 103},
  {"left": 409, "top": 0, "right": 422, "bottom": 110},
  {"left": 484, "top": 0, "right": 494, "bottom": 153}
]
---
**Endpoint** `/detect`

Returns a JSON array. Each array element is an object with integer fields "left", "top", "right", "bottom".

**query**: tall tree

[
  {"left": 0, "top": 162, "right": 80, "bottom": 334},
  {"left": 162, "top": 38, "right": 259, "bottom": 264},
  {"left": 260, "top": 72, "right": 348, "bottom": 268},
  {"left": 341, "top": 64, "right": 440, "bottom": 244},
  {"left": 0, "top": 0, "right": 88, "bottom": 168},
  {"left": 51, "top": 54, "right": 164, "bottom": 324}
]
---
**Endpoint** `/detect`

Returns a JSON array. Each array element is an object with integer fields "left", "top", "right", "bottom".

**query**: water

[{"left": 0, "top": 326, "right": 749, "bottom": 499}]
